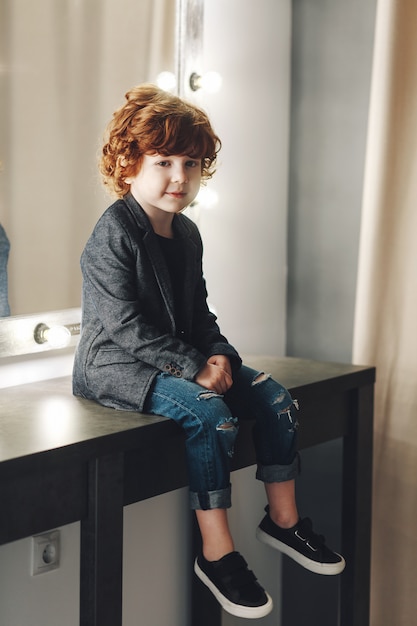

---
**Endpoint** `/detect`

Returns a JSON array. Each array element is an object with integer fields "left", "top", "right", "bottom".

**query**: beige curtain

[{"left": 353, "top": 0, "right": 417, "bottom": 624}]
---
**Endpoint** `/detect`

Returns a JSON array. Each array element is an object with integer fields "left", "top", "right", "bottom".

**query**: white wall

[
  {"left": 198, "top": 0, "right": 291, "bottom": 357},
  {"left": 123, "top": 490, "right": 192, "bottom": 626},
  {"left": 0, "top": 522, "right": 80, "bottom": 626},
  {"left": 0, "top": 1, "right": 291, "bottom": 625},
  {"left": 287, "top": 0, "right": 378, "bottom": 363}
]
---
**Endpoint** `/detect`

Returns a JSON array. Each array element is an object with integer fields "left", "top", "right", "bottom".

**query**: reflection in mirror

[
  {"left": 0, "top": 223, "right": 10, "bottom": 316},
  {"left": 0, "top": 307, "right": 81, "bottom": 357},
  {"left": 0, "top": 0, "right": 176, "bottom": 317}
]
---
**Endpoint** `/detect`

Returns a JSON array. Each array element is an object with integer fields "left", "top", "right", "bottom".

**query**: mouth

[{"left": 167, "top": 191, "right": 187, "bottom": 199}]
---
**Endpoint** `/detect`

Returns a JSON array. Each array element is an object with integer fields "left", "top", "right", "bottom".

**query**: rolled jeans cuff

[
  {"left": 189, "top": 484, "right": 232, "bottom": 510},
  {"left": 256, "top": 453, "right": 300, "bottom": 483}
]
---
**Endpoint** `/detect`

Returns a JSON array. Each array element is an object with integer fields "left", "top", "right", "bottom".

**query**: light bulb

[
  {"left": 189, "top": 71, "right": 222, "bottom": 94},
  {"left": 34, "top": 322, "right": 80, "bottom": 348},
  {"left": 156, "top": 71, "right": 177, "bottom": 92},
  {"left": 194, "top": 186, "right": 219, "bottom": 210},
  {"left": 45, "top": 325, "right": 72, "bottom": 348},
  {"left": 200, "top": 71, "right": 223, "bottom": 93}
]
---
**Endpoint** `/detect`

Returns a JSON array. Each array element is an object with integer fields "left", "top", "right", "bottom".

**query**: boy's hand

[
  {"left": 195, "top": 355, "right": 233, "bottom": 394},
  {"left": 207, "top": 354, "right": 232, "bottom": 377}
]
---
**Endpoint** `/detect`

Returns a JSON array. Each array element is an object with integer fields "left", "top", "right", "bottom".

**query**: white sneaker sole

[
  {"left": 256, "top": 527, "right": 346, "bottom": 576},
  {"left": 194, "top": 558, "right": 273, "bottom": 619}
]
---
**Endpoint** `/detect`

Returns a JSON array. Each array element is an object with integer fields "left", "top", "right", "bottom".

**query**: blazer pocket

[{"left": 93, "top": 348, "right": 138, "bottom": 366}]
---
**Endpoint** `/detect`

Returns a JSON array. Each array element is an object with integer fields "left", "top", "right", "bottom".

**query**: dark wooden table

[{"left": 0, "top": 356, "right": 375, "bottom": 626}]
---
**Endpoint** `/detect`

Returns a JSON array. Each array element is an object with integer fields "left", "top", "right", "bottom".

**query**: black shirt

[{"left": 156, "top": 234, "right": 187, "bottom": 337}]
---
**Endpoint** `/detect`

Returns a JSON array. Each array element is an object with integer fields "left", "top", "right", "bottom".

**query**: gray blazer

[{"left": 72, "top": 193, "right": 241, "bottom": 411}]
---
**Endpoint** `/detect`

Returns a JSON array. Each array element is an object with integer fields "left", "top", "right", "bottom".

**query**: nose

[{"left": 171, "top": 166, "right": 188, "bottom": 184}]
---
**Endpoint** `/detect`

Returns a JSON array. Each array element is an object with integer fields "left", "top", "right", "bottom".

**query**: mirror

[{"left": 0, "top": 0, "right": 176, "bottom": 318}]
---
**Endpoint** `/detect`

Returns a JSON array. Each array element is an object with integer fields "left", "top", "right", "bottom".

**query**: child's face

[{"left": 126, "top": 153, "right": 202, "bottom": 219}]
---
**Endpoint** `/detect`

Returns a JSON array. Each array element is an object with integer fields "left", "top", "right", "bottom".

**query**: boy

[{"left": 73, "top": 84, "right": 345, "bottom": 619}]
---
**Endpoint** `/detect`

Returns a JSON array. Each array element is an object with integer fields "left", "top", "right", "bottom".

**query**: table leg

[
  {"left": 80, "top": 452, "right": 124, "bottom": 626},
  {"left": 341, "top": 384, "right": 374, "bottom": 626}
]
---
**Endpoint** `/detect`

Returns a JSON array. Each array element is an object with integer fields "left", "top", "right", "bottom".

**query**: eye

[
  {"left": 157, "top": 160, "right": 170, "bottom": 167},
  {"left": 186, "top": 160, "right": 200, "bottom": 168}
]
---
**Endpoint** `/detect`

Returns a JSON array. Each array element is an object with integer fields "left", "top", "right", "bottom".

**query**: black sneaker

[
  {"left": 194, "top": 551, "right": 273, "bottom": 619},
  {"left": 256, "top": 506, "right": 345, "bottom": 575}
]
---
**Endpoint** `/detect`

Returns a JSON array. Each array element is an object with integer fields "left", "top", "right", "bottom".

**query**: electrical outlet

[{"left": 31, "top": 530, "right": 60, "bottom": 575}]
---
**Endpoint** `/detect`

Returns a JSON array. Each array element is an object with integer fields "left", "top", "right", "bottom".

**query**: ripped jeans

[{"left": 143, "top": 364, "right": 300, "bottom": 510}]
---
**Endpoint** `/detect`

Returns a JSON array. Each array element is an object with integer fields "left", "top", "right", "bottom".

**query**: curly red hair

[{"left": 100, "top": 84, "right": 221, "bottom": 197}]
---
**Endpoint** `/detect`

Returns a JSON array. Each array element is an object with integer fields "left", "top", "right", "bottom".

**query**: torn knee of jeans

[
  {"left": 197, "top": 390, "right": 223, "bottom": 401},
  {"left": 278, "top": 408, "right": 300, "bottom": 432},
  {"left": 216, "top": 417, "right": 238, "bottom": 431},
  {"left": 273, "top": 394, "right": 299, "bottom": 412},
  {"left": 216, "top": 417, "right": 238, "bottom": 458},
  {"left": 251, "top": 371, "right": 271, "bottom": 386}
]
